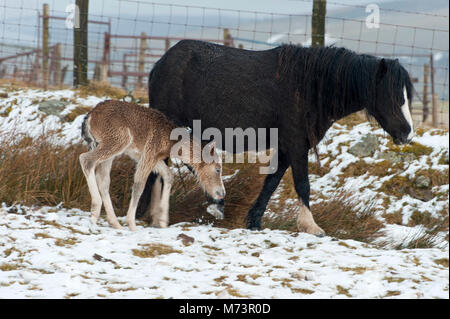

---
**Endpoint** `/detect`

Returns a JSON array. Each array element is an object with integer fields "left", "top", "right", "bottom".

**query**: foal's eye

[{"left": 215, "top": 168, "right": 220, "bottom": 174}]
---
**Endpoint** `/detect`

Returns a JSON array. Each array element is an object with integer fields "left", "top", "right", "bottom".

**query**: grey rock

[
  {"left": 414, "top": 175, "right": 431, "bottom": 189},
  {"left": 348, "top": 134, "right": 379, "bottom": 157},
  {"left": 38, "top": 100, "right": 69, "bottom": 117}
]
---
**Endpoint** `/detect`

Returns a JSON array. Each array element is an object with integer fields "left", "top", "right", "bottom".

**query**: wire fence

[{"left": 0, "top": 0, "right": 448, "bottom": 127}]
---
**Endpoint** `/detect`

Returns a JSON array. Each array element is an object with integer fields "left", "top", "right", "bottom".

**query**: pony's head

[
  {"left": 192, "top": 142, "right": 226, "bottom": 203},
  {"left": 367, "top": 58, "right": 414, "bottom": 145}
]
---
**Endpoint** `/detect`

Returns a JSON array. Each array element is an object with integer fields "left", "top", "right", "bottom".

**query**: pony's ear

[{"left": 376, "top": 58, "right": 388, "bottom": 81}]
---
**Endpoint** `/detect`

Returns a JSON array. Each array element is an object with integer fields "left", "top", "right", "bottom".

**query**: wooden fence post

[
  {"left": 61, "top": 65, "right": 68, "bottom": 85},
  {"left": 121, "top": 53, "right": 128, "bottom": 89},
  {"left": 223, "top": 28, "right": 233, "bottom": 46},
  {"left": 430, "top": 53, "right": 438, "bottom": 127},
  {"left": 165, "top": 38, "right": 170, "bottom": 52},
  {"left": 100, "top": 32, "right": 110, "bottom": 83},
  {"left": 73, "top": 0, "right": 89, "bottom": 87},
  {"left": 42, "top": 4, "right": 49, "bottom": 89},
  {"left": 311, "top": 0, "right": 327, "bottom": 47},
  {"left": 52, "top": 43, "right": 62, "bottom": 86},
  {"left": 137, "top": 32, "right": 147, "bottom": 88},
  {"left": 422, "top": 64, "right": 429, "bottom": 123}
]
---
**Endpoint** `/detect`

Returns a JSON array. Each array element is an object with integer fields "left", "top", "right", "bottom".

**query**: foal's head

[
  {"left": 191, "top": 142, "right": 226, "bottom": 203},
  {"left": 367, "top": 58, "right": 414, "bottom": 145}
]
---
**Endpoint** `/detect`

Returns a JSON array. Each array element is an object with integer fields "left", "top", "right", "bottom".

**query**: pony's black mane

[{"left": 276, "top": 45, "right": 413, "bottom": 147}]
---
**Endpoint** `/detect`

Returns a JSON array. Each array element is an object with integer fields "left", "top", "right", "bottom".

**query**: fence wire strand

[{"left": 0, "top": 0, "right": 448, "bottom": 127}]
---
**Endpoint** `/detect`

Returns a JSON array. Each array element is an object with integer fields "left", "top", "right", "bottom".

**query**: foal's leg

[
  {"left": 290, "top": 151, "right": 325, "bottom": 237},
  {"left": 80, "top": 131, "right": 130, "bottom": 228},
  {"left": 126, "top": 155, "right": 156, "bottom": 231},
  {"left": 246, "top": 151, "right": 289, "bottom": 230},
  {"left": 95, "top": 158, "right": 121, "bottom": 229},
  {"left": 151, "top": 161, "right": 173, "bottom": 228},
  {"left": 80, "top": 152, "right": 103, "bottom": 225}
]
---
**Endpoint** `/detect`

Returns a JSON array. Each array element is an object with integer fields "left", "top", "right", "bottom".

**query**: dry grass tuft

[
  {"left": 64, "top": 105, "right": 92, "bottom": 122},
  {"left": 132, "top": 243, "right": 181, "bottom": 258},
  {"left": 336, "top": 111, "right": 367, "bottom": 128},
  {"left": 310, "top": 193, "right": 384, "bottom": 243},
  {"left": 386, "top": 141, "right": 433, "bottom": 157},
  {"left": 166, "top": 153, "right": 267, "bottom": 229},
  {"left": 0, "top": 132, "right": 136, "bottom": 215},
  {"left": 76, "top": 82, "right": 126, "bottom": 100},
  {"left": 434, "top": 258, "right": 449, "bottom": 267}
]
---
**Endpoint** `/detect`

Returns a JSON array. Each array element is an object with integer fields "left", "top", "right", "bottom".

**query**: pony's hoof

[
  {"left": 128, "top": 224, "right": 137, "bottom": 231},
  {"left": 300, "top": 225, "right": 325, "bottom": 237}
]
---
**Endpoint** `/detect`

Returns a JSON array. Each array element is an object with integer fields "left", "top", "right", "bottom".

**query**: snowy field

[
  {"left": 0, "top": 205, "right": 448, "bottom": 299},
  {"left": 0, "top": 87, "right": 448, "bottom": 298}
]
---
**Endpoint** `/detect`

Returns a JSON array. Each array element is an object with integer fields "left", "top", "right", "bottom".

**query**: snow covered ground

[
  {"left": 0, "top": 205, "right": 448, "bottom": 299},
  {"left": 0, "top": 87, "right": 448, "bottom": 298}
]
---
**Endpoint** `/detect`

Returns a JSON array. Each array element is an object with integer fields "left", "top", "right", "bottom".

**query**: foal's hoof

[{"left": 108, "top": 220, "right": 122, "bottom": 230}]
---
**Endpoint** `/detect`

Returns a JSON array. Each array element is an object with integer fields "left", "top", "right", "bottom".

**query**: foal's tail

[{"left": 81, "top": 113, "right": 97, "bottom": 150}]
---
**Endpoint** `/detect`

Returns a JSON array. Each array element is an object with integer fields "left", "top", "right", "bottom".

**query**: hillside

[{"left": 0, "top": 85, "right": 448, "bottom": 298}]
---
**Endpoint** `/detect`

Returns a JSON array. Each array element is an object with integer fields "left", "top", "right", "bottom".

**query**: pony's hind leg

[{"left": 95, "top": 158, "right": 121, "bottom": 229}]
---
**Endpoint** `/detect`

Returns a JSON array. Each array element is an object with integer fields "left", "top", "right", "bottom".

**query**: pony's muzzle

[{"left": 393, "top": 135, "right": 413, "bottom": 145}]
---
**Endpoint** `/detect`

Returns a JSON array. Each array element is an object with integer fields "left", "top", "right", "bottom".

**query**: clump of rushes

[{"left": 264, "top": 190, "right": 383, "bottom": 243}]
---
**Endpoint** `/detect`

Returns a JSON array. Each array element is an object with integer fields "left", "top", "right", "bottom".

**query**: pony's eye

[{"left": 216, "top": 168, "right": 220, "bottom": 174}]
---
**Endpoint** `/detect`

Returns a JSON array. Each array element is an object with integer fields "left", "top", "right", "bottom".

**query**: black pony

[{"left": 136, "top": 40, "right": 414, "bottom": 235}]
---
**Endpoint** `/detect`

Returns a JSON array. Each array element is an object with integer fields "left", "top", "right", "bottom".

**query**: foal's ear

[
  {"left": 208, "top": 141, "right": 216, "bottom": 156},
  {"left": 376, "top": 58, "right": 388, "bottom": 81}
]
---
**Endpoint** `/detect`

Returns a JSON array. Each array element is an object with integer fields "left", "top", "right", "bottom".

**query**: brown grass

[
  {"left": 64, "top": 105, "right": 92, "bottom": 122},
  {"left": 75, "top": 82, "right": 126, "bottom": 100},
  {"left": 132, "top": 243, "right": 181, "bottom": 258},
  {"left": 0, "top": 135, "right": 383, "bottom": 242},
  {"left": 0, "top": 132, "right": 135, "bottom": 213},
  {"left": 386, "top": 141, "right": 433, "bottom": 157},
  {"left": 74, "top": 82, "right": 149, "bottom": 104},
  {"left": 264, "top": 188, "right": 384, "bottom": 242},
  {"left": 342, "top": 160, "right": 401, "bottom": 178},
  {"left": 0, "top": 129, "right": 447, "bottom": 247},
  {"left": 166, "top": 153, "right": 267, "bottom": 229},
  {"left": 336, "top": 111, "right": 367, "bottom": 128}
]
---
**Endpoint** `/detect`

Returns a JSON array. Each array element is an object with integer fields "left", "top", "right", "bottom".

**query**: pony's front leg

[
  {"left": 153, "top": 162, "right": 173, "bottom": 228},
  {"left": 126, "top": 157, "right": 156, "bottom": 231},
  {"left": 245, "top": 151, "right": 289, "bottom": 230},
  {"left": 290, "top": 151, "right": 325, "bottom": 237}
]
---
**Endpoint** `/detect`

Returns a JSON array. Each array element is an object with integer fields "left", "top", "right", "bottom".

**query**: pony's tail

[{"left": 81, "top": 113, "right": 97, "bottom": 150}]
